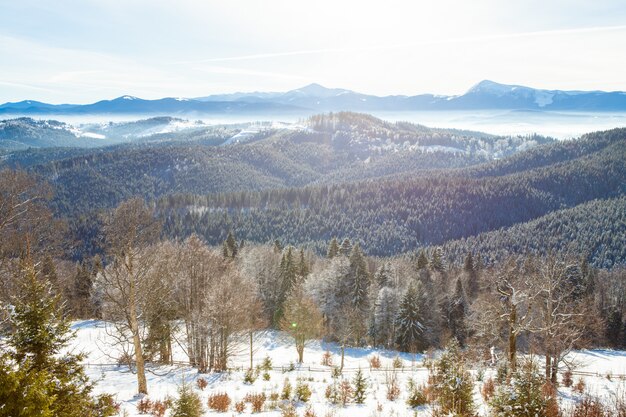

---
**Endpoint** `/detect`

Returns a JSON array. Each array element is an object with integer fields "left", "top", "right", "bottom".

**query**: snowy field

[{"left": 70, "top": 321, "right": 626, "bottom": 416}]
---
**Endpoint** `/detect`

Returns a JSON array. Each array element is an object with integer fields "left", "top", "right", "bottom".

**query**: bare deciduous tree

[
  {"left": 280, "top": 286, "right": 323, "bottom": 363},
  {"left": 98, "top": 198, "right": 161, "bottom": 395}
]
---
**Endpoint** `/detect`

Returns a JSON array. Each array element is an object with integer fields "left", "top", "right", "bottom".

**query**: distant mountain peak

[
  {"left": 467, "top": 80, "right": 522, "bottom": 95},
  {"left": 288, "top": 83, "right": 352, "bottom": 98}
]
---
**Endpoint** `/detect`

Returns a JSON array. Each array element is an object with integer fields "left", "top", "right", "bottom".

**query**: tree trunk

[
  {"left": 129, "top": 281, "right": 148, "bottom": 394},
  {"left": 340, "top": 344, "right": 345, "bottom": 372},
  {"left": 250, "top": 331, "right": 253, "bottom": 369},
  {"left": 545, "top": 353, "right": 551, "bottom": 381},
  {"left": 551, "top": 355, "right": 559, "bottom": 384},
  {"left": 297, "top": 344, "right": 304, "bottom": 363},
  {"left": 508, "top": 304, "right": 517, "bottom": 373}
]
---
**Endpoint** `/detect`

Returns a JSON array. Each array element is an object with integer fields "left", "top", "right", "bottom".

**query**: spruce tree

[
  {"left": 72, "top": 262, "right": 93, "bottom": 318},
  {"left": 327, "top": 237, "right": 340, "bottom": 258},
  {"left": 340, "top": 238, "right": 352, "bottom": 256},
  {"left": 465, "top": 252, "right": 479, "bottom": 300},
  {"left": 448, "top": 278, "right": 468, "bottom": 347},
  {"left": 349, "top": 243, "right": 370, "bottom": 311},
  {"left": 274, "top": 247, "right": 298, "bottom": 326},
  {"left": 432, "top": 339, "right": 474, "bottom": 416},
  {"left": 430, "top": 248, "right": 445, "bottom": 273},
  {"left": 375, "top": 263, "right": 392, "bottom": 288},
  {"left": 298, "top": 248, "right": 310, "bottom": 278},
  {"left": 352, "top": 368, "right": 368, "bottom": 404},
  {"left": 463, "top": 252, "right": 474, "bottom": 273},
  {"left": 224, "top": 231, "right": 237, "bottom": 258},
  {"left": 606, "top": 308, "right": 623, "bottom": 348},
  {"left": 395, "top": 282, "right": 428, "bottom": 352},
  {"left": 1, "top": 258, "right": 115, "bottom": 417},
  {"left": 171, "top": 381, "right": 203, "bottom": 417},
  {"left": 373, "top": 287, "right": 399, "bottom": 348},
  {"left": 416, "top": 249, "right": 429, "bottom": 270}
]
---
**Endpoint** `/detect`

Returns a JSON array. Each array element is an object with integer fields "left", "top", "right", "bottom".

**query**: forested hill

[
  {"left": 157, "top": 127, "right": 626, "bottom": 262},
  {"left": 0, "top": 112, "right": 550, "bottom": 215},
  {"left": 440, "top": 197, "right": 626, "bottom": 269},
  {"left": 1, "top": 113, "right": 624, "bottom": 264}
]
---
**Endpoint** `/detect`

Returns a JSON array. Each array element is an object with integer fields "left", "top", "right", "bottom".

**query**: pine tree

[
  {"left": 448, "top": 278, "right": 468, "bottom": 347},
  {"left": 430, "top": 248, "right": 445, "bottom": 273},
  {"left": 395, "top": 282, "right": 428, "bottom": 352},
  {"left": 340, "top": 238, "right": 352, "bottom": 256},
  {"left": 72, "top": 262, "right": 93, "bottom": 318},
  {"left": 375, "top": 263, "right": 392, "bottom": 288},
  {"left": 352, "top": 368, "right": 368, "bottom": 404},
  {"left": 41, "top": 254, "right": 58, "bottom": 291},
  {"left": 373, "top": 287, "right": 399, "bottom": 348},
  {"left": 606, "top": 308, "right": 623, "bottom": 347},
  {"left": 327, "top": 238, "right": 340, "bottom": 258},
  {"left": 463, "top": 252, "right": 474, "bottom": 273},
  {"left": 464, "top": 252, "right": 479, "bottom": 300},
  {"left": 1, "top": 258, "right": 115, "bottom": 417},
  {"left": 298, "top": 248, "right": 310, "bottom": 278},
  {"left": 274, "top": 247, "right": 298, "bottom": 326},
  {"left": 224, "top": 231, "right": 238, "bottom": 258},
  {"left": 349, "top": 243, "right": 370, "bottom": 311},
  {"left": 416, "top": 249, "right": 429, "bottom": 270},
  {"left": 10, "top": 260, "right": 72, "bottom": 370},
  {"left": 432, "top": 339, "right": 474, "bottom": 416},
  {"left": 171, "top": 381, "right": 203, "bottom": 417},
  {"left": 491, "top": 360, "right": 555, "bottom": 417}
]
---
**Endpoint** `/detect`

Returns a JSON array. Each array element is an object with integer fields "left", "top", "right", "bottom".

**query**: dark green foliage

[
  {"left": 224, "top": 231, "right": 238, "bottom": 258},
  {"left": 431, "top": 339, "right": 474, "bottom": 416},
  {"left": 606, "top": 308, "right": 623, "bottom": 348},
  {"left": 9, "top": 261, "right": 72, "bottom": 370},
  {"left": 327, "top": 237, "right": 340, "bottom": 258},
  {"left": 375, "top": 262, "right": 392, "bottom": 288},
  {"left": 430, "top": 248, "right": 446, "bottom": 273},
  {"left": 71, "top": 262, "right": 95, "bottom": 318},
  {"left": 416, "top": 250, "right": 429, "bottom": 270},
  {"left": 447, "top": 278, "right": 468, "bottom": 347},
  {"left": 298, "top": 248, "right": 310, "bottom": 277},
  {"left": 490, "top": 360, "right": 554, "bottom": 417},
  {"left": 0, "top": 260, "right": 116, "bottom": 417},
  {"left": 340, "top": 239, "right": 352, "bottom": 256},
  {"left": 295, "top": 380, "right": 312, "bottom": 402},
  {"left": 406, "top": 378, "right": 428, "bottom": 408},
  {"left": 0, "top": 354, "right": 55, "bottom": 417},
  {"left": 395, "top": 282, "right": 429, "bottom": 352},
  {"left": 171, "top": 382, "right": 203, "bottom": 417},
  {"left": 348, "top": 243, "right": 370, "bottom": 311},
  {"left": 352, "top": 368, "right": 368, "bottom": 404},
  {"left": 443, "top": 196, "right": 626, "bottom": 269}
]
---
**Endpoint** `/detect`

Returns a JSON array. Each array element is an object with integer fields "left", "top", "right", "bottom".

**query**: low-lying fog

[{"left": 5, "top": 110, "right": 626, "bottom": 139}]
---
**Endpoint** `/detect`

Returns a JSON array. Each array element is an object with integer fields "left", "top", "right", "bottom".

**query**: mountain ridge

[{"left": 3, "top": 80, "right": 626, "bottom": 115}]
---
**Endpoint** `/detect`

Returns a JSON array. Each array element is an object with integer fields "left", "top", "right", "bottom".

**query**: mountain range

[{"left": 2, "top": 80, "right": 626, "bottom": 115}]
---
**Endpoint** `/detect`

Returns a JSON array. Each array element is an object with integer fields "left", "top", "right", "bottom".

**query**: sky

[{"left": 1, "top": 0, "right": 626, "bottom": 103}]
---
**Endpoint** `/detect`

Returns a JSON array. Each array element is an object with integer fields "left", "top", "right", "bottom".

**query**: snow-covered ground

[{"left": 70, "top": 321, "right": 626, "bottom": 416}]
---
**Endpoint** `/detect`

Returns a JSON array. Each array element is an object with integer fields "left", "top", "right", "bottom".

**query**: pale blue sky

[{"left": 1, "top": 0, "right": 626, "bottom": 103}]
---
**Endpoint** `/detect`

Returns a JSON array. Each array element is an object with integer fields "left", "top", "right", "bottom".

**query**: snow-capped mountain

[{"left": 2, "top": 81, "right": 626, "bottom": 115}]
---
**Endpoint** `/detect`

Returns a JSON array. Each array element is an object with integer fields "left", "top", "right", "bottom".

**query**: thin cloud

[{"left": 178, "top": 24, "right": 626, "bottom": 65}]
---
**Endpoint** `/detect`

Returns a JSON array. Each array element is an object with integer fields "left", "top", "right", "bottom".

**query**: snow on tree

[{"left": 395, "top": 282, "right": 429, "bottom": 352}]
